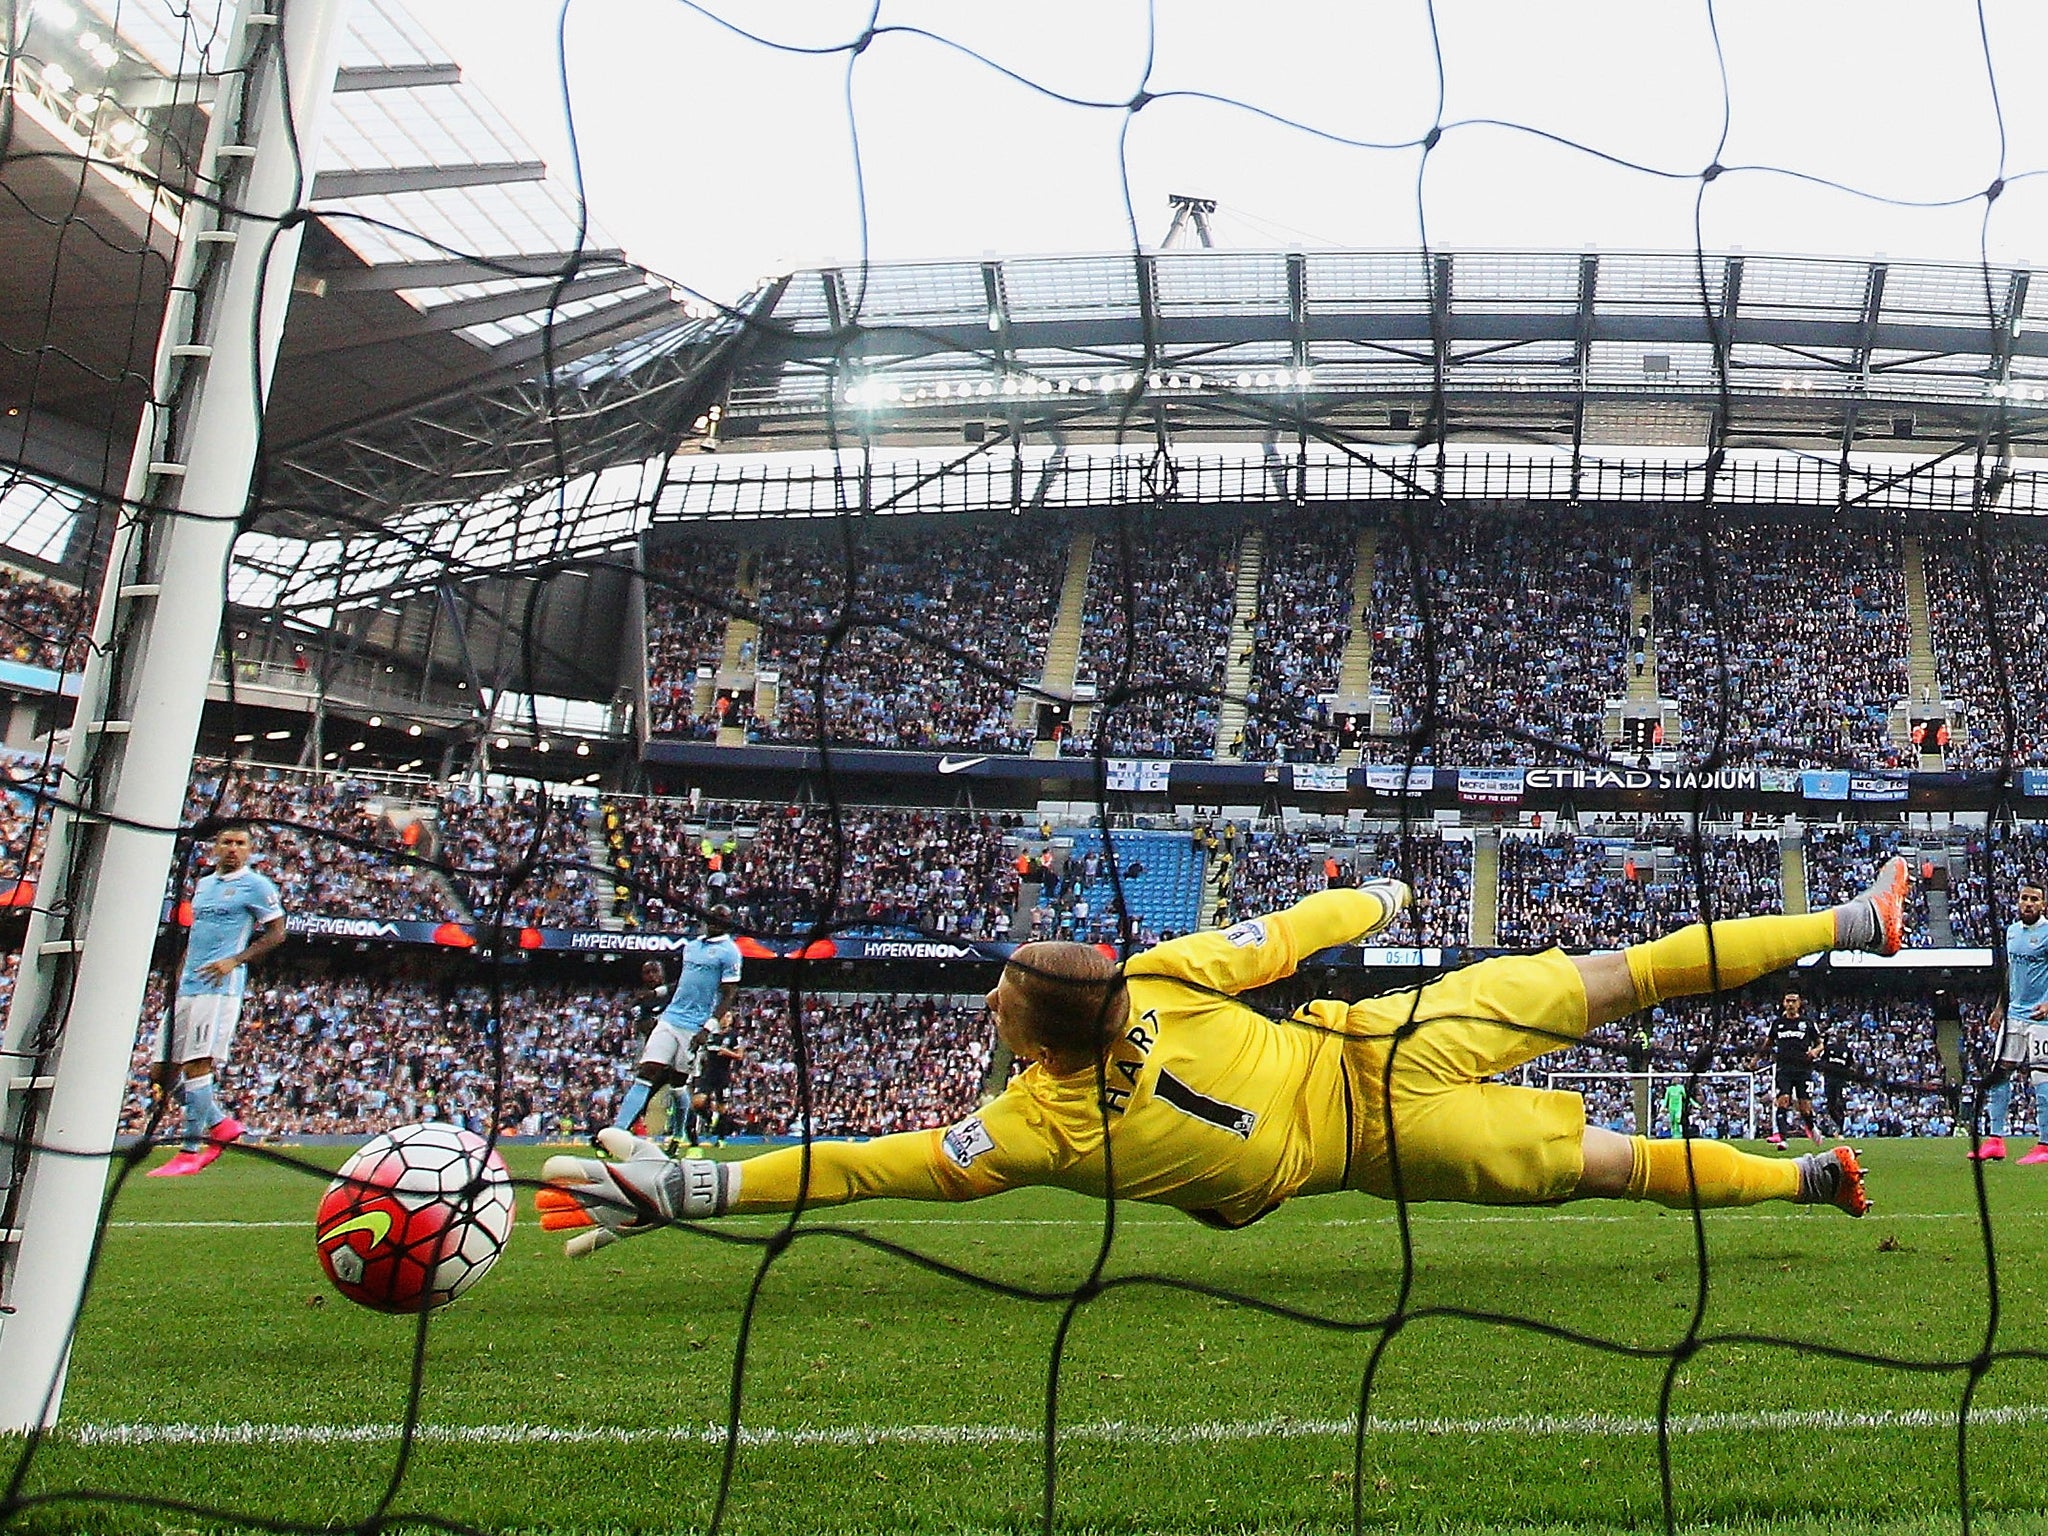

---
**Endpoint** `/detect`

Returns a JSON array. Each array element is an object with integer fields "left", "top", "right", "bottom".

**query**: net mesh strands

[{"left": 4, "top": 2, "right": 2048, "bottom": 1535}]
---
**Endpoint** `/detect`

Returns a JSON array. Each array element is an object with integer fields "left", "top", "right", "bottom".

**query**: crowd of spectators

[
  {"left": 1802, "top": 824, "right": 1936, "bottom": 949},
  {"left": 606, "top": 797, "right": 1018, "bottom": 939},
  {"left": 432, "top": 784, "right": 603, "bottom": 929},
  {"left": 751, "top": 520, "right": 1057, "bottom": 752},
  {"left": 183, "top": 764, "right": 460, "bottom": 923},
  {"left": 721, "top": 990, "right": 992, "bottom": 1137},
  {"left": 1654, "top": 522, "right": 1911, "bottom": 771},
  {"left": 1237, "top": 525, "right": 1357, "bottom": 763},
  {"left": 1208, "top": 823, "right": 1473, "bottom": 946},
  {"left": 0, "top": 786, "right": 45, "bottom": 894},
  {"left": 1922, "top": 533, "right": 2048, "bottom": 770},
  {"left": 636, "top": 511, "right": 2048, "bottom": 773},
  {"left": 117, "top": 966, "right": 992, "bottom": 1141},
  {"left": 643, "top": 540, "right": 743, "bottom": 737},
  {"left": 0, "top": 566, "right": 89, "bottom": 676},
  {"left": 1496, "top": 828, "right": 1782, "bottom": 951},
  {"left": 1947, "top": 823, "right": 2048, "bottom": 946},
  {"left": 1370, "top": 511, "right": 1636, "bottom": 765},
  {"left": 1532, "top": 992, "right": 1955, "bottom": 1139},
  {"left": 1025, "top": 833, "right": 1189, "bottom": 947},
  {"left": 1067, "top": 516, "right": 1236, "bottom": 759}
]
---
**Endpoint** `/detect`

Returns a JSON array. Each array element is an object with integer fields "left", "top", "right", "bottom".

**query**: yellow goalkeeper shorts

[{"left": 1339, "top": 948, "right": 1592, "bottom": 1206}]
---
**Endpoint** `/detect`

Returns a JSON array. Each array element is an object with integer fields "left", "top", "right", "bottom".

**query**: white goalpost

[
  {"left": 1543, "top": 1070, "right": 1763, "bottom": 1140},
  {"left": 0, "top": 0, "right": 350, "bottom": 1432}
]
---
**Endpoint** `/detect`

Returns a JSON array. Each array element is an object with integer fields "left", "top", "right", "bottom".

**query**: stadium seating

[
  {"left": 117, "top": 969, "right": 990, "bottom": 1141},
  {"left": 1655, "top": 523, "right": 1910, "bottom": 771},
  {"left": 1802, "top": 824, "right": 1936, "bottom": 949},
  {"left": 1922, "top": 532, "right": 2048, "bottom": 769},
  {"left": 1371, "top": 510, "right": 1635, "bottom": 766},
  {"left": 1496, "top": 828, "right": 1782, "bottom": 951},
  {"left": 1032, "top": 827, "right": 1203, "bottom": 942},
  {"left": 0, "top": 565, "right": 89, "bottom": 677},
  {"left": 1531, "top": 994, "right": 1957, "bottom": 1139},
  {"left": 608, "top": 797, "right": 1020, "bottom": 939},
  {"left": 1237, "top": 522, "right": 1356, "bottom": 763}
]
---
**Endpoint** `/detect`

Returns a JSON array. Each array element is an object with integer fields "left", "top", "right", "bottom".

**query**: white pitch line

[
  {"left": 64, "top": 1404, "right": 2048, "bottom": 1453},
  {"left": 105, "top": 1210, "right": 1987, "bottom": 1231}
]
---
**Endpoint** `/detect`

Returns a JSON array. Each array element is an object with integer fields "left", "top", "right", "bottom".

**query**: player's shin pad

[{"left": 536, "top": 1129, "right": 736, "bottom": 1257}]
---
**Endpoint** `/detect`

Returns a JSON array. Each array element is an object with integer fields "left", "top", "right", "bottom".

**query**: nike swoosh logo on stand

[{"left": 937, "top": 755, "right": 990, "bottom": 774}]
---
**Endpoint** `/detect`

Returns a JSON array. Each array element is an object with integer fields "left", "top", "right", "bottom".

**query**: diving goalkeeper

[{"left": 538, "top": 861, "right": 1907, "bottom": 1250}]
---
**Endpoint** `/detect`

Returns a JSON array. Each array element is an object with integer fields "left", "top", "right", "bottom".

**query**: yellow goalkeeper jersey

[{"left": 920, "top": 889, "right": 1378, "bottom": 1227}]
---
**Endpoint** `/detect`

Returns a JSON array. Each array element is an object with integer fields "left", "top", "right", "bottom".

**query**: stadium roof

[
  {"left": 703, "top": 248, "right": 2048, "bottom": 458},
  {"left": 1, "top": 0, "right": 702, "bottom": 547},
  {"left": 16, "top": 4, "right": 2048, "bottom": 616},
  {"left": 236, "top": 246, "right": 2048, "bottom": 611}
]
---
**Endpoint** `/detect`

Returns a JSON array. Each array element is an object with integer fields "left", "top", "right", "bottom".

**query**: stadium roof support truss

[
  {"left": 702, "top": 249, "right": 2048, "bottom": 458},
  {"left": 244, "top": 249, "right": 2048, "bottom": 613}
]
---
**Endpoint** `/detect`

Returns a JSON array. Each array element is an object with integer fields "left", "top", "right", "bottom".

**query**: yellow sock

[
  {"left": 1626, "top": 1136, "right": 1800, "bottom": 1208},
  {"left": 1622, "top": 911, "right": 1836, "bottom": 1007}
]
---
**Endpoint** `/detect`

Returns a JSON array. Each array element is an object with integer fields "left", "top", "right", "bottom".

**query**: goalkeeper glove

[{"left": 535, "top": 1128, "right": 737, "bottom": 1257}]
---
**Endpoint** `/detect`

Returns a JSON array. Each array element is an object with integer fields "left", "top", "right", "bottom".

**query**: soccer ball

[{"left": 314, "top": 1123, "right": 514, "bottom": 1313}]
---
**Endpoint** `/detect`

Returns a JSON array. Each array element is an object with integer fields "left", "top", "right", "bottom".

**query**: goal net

[{"left": 2, "top": 2, "right": 2045, "bottom": 1534}]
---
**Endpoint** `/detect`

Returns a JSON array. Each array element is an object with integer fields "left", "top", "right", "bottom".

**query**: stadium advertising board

[
  {"left": 1364, "top": 765, "right": 1439, "bottom": 794},
  {"left": 1104, "top": 758, "right": 1173, "bottom": 792},
  {"left": 235, "top": 916, "right": 1469, "bottom": 970},
  {"left": 2025, "top": 769, "right": 2048, "bottom": 798},
  {"left": 1523, "top": 766, "right": 1760, "bottom": 792},
  {"left": 1289, "top": 763, "right": 1349, "bottom": 793},
  {"left": 1849, "top": 774, "right": 1910, "bottom": 802},
  {"left": 1457, "top": 767, "right": 1526, "bottom": 804},
  {"left": 1800, "top": 770, "right": 1852, "bottom": 801}
]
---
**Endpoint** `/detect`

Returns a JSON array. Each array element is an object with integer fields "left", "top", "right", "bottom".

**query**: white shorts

[
  {"left": 2026, "top": 1023, "right": 2048, "bottom": 1087},
  {"left": 637, "top": 1022, "right": 702, "bottom": 1074},
  {"left": 167, "top": 993, "right": 242, "bottom": 1066}
]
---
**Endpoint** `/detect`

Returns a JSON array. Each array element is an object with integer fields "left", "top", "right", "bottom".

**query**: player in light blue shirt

[
  {"left": 611, "top": 907, "right": 743, "bottom": 1136},
  {"left": 1970, "top": 880, "right": 2048, "bottom": 1163},
  {"left": 149, "top": 822, "right": 286, "bottom": 1177}
]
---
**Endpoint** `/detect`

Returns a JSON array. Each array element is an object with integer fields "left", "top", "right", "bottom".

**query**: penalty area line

[{"left": 67, "top": 1404, "right": 2048, "bottom": 1452}]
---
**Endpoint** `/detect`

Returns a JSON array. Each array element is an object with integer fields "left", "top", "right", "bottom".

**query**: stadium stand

[
  {"left": 643, "top": 539, "right": 743, "bottom": 738},
  {"left": 1066, "top": 514, "right": 1236, "bottom": 759},
  {"left": 1030, "top": 827, "right": 1203, "bottom": 943},
  {"left": 1496, "top": 827, "right": 1782, "bottom": 951},
  {"left": 749, "top": 520, "right": 1058, "bottom": 751},
  {"left": 1237, "top": 522, "right": 1356, "bottom": 763},
  {"left": 432, "top": 784, "right": 603, "bottom": 929},
  {"left": 117, "top": 970, "right": 991, "bottom": 1142},
  {"left": 1654, "top": 522, "right": 1911, "bottom": 771},
  {"left": 0, "top": 565, "right": 89, "bottom": 676},
  {"left": 1370, "top": 510, "right": 1635, "bottom": 765},
  {"left": 1802, "top": 824, "right": 1937, "bottom": 949},
  {"left": 1948, "top": 822, "right": 2048, "bottom": 946},
  {"left": 183, "top": 764, "right": 463, "bottom": 923},
  {"left": 1922, "top": 529, "right": 2048, "bottom": 769},
  {"left": 1210, "top": 823, "right": 1475, "bottom": 947},
  {"left": 610, "top": 797, "right": 1018, "bottom": 939}
]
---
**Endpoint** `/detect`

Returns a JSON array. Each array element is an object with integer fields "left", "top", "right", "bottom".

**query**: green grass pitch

[{"left": 11, "top": 1139, "right": 2048, "bottom": 1534}]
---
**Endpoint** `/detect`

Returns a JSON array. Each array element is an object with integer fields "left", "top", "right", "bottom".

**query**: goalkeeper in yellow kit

[{"left": 537, "top": 861, "right": 1906, "bottom": 1250}]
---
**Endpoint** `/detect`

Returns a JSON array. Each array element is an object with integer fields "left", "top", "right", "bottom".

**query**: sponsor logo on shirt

[
  {"left": 942, "top": 1116, "right": 996, "bottom": 1169},
  {"left": 1223, "top": 920, "right": 1267, "bottom": 948}
]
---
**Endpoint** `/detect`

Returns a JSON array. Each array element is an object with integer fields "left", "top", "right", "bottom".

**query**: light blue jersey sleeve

[
  {"left": 658, "top": 934, "right": 743, "bottom": 1034},
  {"left": 179, "top": 870, "right": 284, "bottom": 997}
]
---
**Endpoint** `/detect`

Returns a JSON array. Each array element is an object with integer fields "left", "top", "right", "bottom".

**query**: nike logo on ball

[
  {"left": 320, "top": 1210, "right": 392, "bottom": 1248},
  {"left": 937, "top": 755, "right": 990, "bottom": 774}
]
